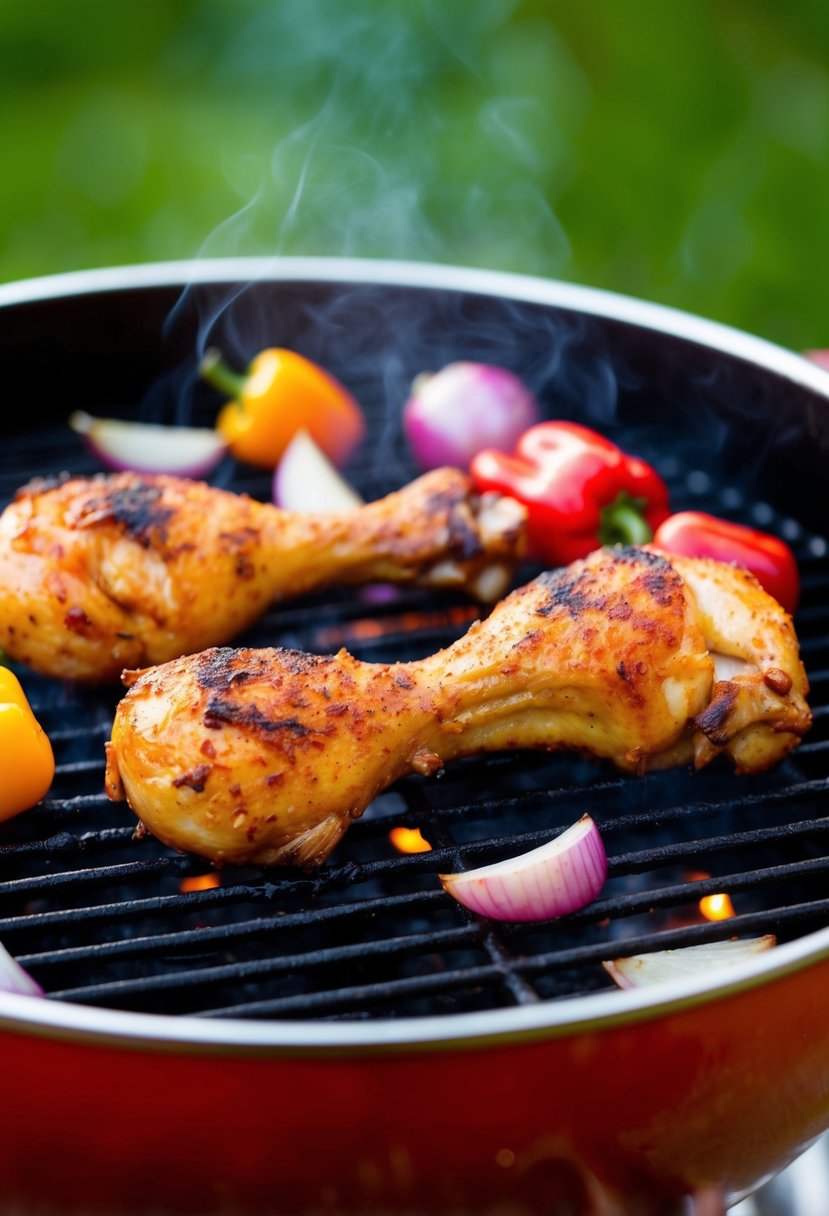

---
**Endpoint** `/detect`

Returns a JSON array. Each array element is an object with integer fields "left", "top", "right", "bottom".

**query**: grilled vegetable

[
  {"left": 403, "top": 362, "right": 540, "bottom": 470},
  {"left": 603, "top": 936, "right": 776, "bottom": 989},
  {"left": 653, "top": 511, "right": 800, "bottom": 614},
  {"left": 440, "top": 815, "right": 607, "bottom": 922},
  {"left": 69, "top": 412, "right": 227, "bottom": 478},
  {"left": 200, "top": 346, "right": 365, "bottom": 469},
  {"left": 470, "top": 421, "right": 670, "bottom": 565},
  {"left": 0, "top": 668, "right": 54, "bottom": 820},
  {"left": 272, "top": 429, "right": 363, "bottom": 512}
]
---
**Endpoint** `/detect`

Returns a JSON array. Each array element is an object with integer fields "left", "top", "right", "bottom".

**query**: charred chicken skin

[
  {"left": 105, "top": 546, "right": 811, "bottom": 868},
  {"left": 0, "top": 468, "right": 526, "bottom": 682}
]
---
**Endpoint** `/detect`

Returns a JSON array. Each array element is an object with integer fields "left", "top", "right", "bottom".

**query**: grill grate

[{"left": 0, "top": 417, "right": 827, "bottom": 1023}]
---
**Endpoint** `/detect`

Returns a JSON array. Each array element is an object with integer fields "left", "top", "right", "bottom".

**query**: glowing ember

[
  {"left": 684, "top": 871, "right": 736, "bottom": 923},
  {"left": 699, "top": 892, "right": 736, "bottom": 921},
  {"left": 180, "top": 873, "right": 221, "bottom": 893},
  {"left": 389, "top": 826, "right": 432, "bottom": 854}
]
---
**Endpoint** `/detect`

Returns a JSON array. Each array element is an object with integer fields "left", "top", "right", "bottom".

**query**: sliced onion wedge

[
  {"left": 69, "top": 411, "right": 227, "bottom": 478},
  {"left": 603, "top": 935, "right": 777, "bottom": 989},
  {"left": 273, "top": 427, "right": 364, "bottom": 512},
  {"left": 0, "top": 940, "right": 42, "bottom": 997},
  {"left": 440, "top": 814, "right": 607, "bottom": 922}
]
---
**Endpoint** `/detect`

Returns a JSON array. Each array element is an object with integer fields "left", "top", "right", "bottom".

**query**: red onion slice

[
  {"left": 603, "top": 936, "right": 777, "bottom": 989},
  {"left": 403, "top": 361, "right": 540, "bottom": 470},
  {"left": 69, "top": 412, "right": 227, "bottom": 478},
  {"left": 440, "top": 814, "right": 607, "bottom": 922}
]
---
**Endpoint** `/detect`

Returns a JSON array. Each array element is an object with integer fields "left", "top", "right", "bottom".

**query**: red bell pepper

[
  {"left": 652, "top": 512, "right": 800, "bottom": 614},
  {"left": 469, "top": 421, "right": 671, "bottom": 566}
]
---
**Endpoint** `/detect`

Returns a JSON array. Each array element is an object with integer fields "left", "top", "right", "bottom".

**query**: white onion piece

[
  {"left": 69, "top": 411, "right": 227, "bottom": 477},
  {"left": 603, "top": 935, "right": 776, "bottom": 990},
  {"left": 403, "top": 361, "right": 540, "bottom": 470},
  {"left": 273, "top": 428, "right": 364, "bottom": 512},
  {"left": 440, "top": 814, "right": 607, "bottom": 922},
  {"left": 0, "top": 940, "right": 42, "bottom": 997}
]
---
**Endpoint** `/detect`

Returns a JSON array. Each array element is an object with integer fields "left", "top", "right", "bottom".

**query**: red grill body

[{"left": 0, "top": 259, "right": 828, "bottom": 1214}]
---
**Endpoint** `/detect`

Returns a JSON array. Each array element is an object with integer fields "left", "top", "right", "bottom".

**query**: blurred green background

[{"left": 2, "top": 0, "right": 828, "bottom": 349}]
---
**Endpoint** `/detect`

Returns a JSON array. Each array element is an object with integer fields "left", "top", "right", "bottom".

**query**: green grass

[{"left": 3, "top": 0, "right": 829, "bottom": 349}]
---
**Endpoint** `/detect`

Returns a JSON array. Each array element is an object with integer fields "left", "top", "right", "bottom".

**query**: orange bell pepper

[
  {"left": 200, "top": 346, "right": 365, "bottom": 470},
  {"left": 0, "top": 668, "right": 55, "bottom": 820}
]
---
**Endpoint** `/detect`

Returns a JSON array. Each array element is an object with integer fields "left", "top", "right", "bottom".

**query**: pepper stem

[
  {"left": 599, "top": 493, "right": 653, "bottom": 547},
  {"left": 199, "top": 348, "right": 246, "bottom": 399}
]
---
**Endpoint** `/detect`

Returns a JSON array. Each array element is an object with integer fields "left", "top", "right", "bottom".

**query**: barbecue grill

[{"left": 1, "top": 258, "right": 828, "bottom": 1215}]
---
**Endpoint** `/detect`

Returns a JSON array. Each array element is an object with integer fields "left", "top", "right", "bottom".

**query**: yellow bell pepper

[
  {"left": 0, "top": 668, "right": 55, "bottom": 820},
  {"left": 200, "top": 346, "right": 365, "bottom": 470}
]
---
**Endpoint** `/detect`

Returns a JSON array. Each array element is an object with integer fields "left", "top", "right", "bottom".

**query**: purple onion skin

[
  {"left": 403, "top": 362, "right": 540, "bottom": 470},
  {"left": 440, "top": 815, "right": 607, "bottom": 923}
]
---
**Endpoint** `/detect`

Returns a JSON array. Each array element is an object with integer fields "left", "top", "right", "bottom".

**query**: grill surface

[{"left": 1, "top": 277, "right": 828, "bottom": 1025}]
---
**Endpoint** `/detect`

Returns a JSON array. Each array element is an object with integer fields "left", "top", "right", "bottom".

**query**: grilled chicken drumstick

[
  {"left": 0, "top": 468, "right": 526, "bottom": 682},
  {"left": 105, "top": 546, "right": 811, "bottom": 868}
]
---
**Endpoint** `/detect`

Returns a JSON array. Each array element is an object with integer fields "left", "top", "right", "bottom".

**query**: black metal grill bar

[
  {"left": 52, "top": 759, "right": 107, "bottom": 778},
  {"left": 591, "top": 857, "right": 829, "bottom": 919},
  {"left": 478, "top": 923, "right": 545, "bottom": 1005},
  {"left": 0, "top": 884, "right": 266, "bottom": 935},
  {"left": 35, "top": 723, "right": 111, "bottom": 744},
  {"left": 22, "top": 856, "right": 821, "bottom": 1026},
  {"left": 609, "top": 818, "right": 829, "bottom": 872},
  {"left": 0, "top": 885, "right": 441, "bottom": 938},
  {"left": 0, "top": 857, "right": 186, "bottom": 898},
  {"left": 0, "top": 826, "right": 135, "bottom": 862},
  {"left": 789, "top": 602, "right": 829, "bottom": 628},
  {"left": 381, "top": 799, "right": 829, "bottom": 876},
  {"left": 198, "top": 904, "right": 829, "bottom": 1021},
  {"left": 22, "top": 853, "right": 829, "bottom": 986},
  {"left": 36, "top": 794, "right": 118, "bottom": 814},
  {"left": 21, "top": 762, "right": 829, "bottom": 856},
  {"left": 519, "top": 904, "right": 829, "bottom": 976},
  {"left": 14, "top": 799, "right": 128, "bottom": 831},
  {"left": 0, "top": 377, "right": 826, "bottom": 1022},
  {"left": 0, "top": 779, "right": 826, "bottom": 919},
  {"left": 367, "top": 774, "right": 829, "bottom": 837},
  {"left": 200, "top": 964, "right": 512, "bottom": 1020},
  {"left": 46, "top": 923, "right": 484, "bottom": 1004},
  {"left": 795, "top": 739, "right": 829, "bottom": 757},
  {"left": 224, "top": 909, "right": 826, "bottom": 1021},
  {"left": 0, "top": 807, "right": 814, "bottom": 913}
]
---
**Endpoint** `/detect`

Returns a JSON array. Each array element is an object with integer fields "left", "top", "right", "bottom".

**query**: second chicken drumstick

[
  {"left": 0, "top": 467, "right": 526, "bottom": 682},
  {"left": 105, "top": 546, "right": 811, "bottom": 869}
]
